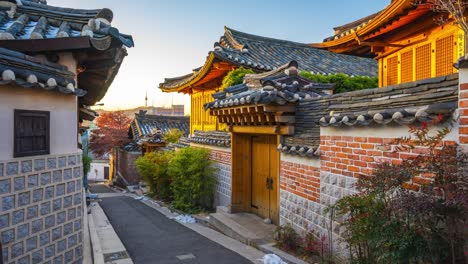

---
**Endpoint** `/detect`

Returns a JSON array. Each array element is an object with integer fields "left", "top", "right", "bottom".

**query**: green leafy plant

[
  {"left": 299, "top": 71, "right": 378, "bottom": 94},
  {"left": 168, "top": 147, "right": 217, "bottom": 213},
  {"left": 333, "top": 119, "right": 467, "bottom": 263},
  {"left": 135, "top": 151, "right": 174, "bottom": 200},
  {"left": 82, "top": 155, "right": 92, "bottom": 189},
  {"left": 163, "top": 128, "right": 184, "bottom": 143},
  {"left": 274, "top": 224, "right": 302, "bottom": 252},
  {"left": 82, "top": 155, "right": 92, "bottom": 177},
  {"left": 220, "top": 67, "right": 254, "bottom": 90}
]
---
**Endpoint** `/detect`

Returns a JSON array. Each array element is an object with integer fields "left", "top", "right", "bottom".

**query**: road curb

[
  {"left": 88, "top": 207, "right": 105, "bottom": 264},
  {"left": 258, "top": 243, "right": 309, "bottom": 264},
  {"left": 89, "top": 201, "right": 133, "bottom": 264}
]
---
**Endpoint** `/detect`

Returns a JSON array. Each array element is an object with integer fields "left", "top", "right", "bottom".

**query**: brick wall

[
  {"left": 460, "top": 82, "right": 468, "bottom": 148},
  {"left": 320, "top": 135, "right": 456, "bottom": 191},
  {"left": 116, "top": 150, "right": 141, "bottom": 185},
  {"left": 279, "top": 156, "right": 325, "bottom": 234},
  {"left": 208, "top": 149, "right": 232, "bottom": 208},
  {"left": 280, "top": 161, "right": 320, "bottom": 202},
  {"left": 0, "top": 153, "right": 84, "bottom": 264}
]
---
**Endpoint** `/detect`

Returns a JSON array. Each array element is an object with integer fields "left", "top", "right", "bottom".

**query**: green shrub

[
  {"left": 168, "top": 147, "right": 217, "bottom": 213},
  {"left": 333, "top": 121, "right": 467, "bottom": 263},
  {"left": 299, "top": 71, "right": 378, "bottom": 94},
  {"left": 135, "top": 151, "right": 174, "bottom": 200},
  {"left": 82, "top": 155, "right": 92, "bottom": 189},
  {"left": 163, "top": 128, "right": 184, "bottom": 143},
  {"left": 221, "top": 67, "right": 254, "bottom": 90},
  {"left": 82, "top": 155, "right": 92, "bottom": 176}
]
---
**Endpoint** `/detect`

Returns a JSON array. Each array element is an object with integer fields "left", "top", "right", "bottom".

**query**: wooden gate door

[
  {"left": 104, "top": 166, "right": 110, "bottom": 180},
  {"left": 251, "top": 135, "right": 278, "bottom": 224}
]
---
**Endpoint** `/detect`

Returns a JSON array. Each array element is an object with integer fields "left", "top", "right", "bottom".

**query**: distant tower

[{"left": 145, "top": 90, "right": 148, "bottom": 108}]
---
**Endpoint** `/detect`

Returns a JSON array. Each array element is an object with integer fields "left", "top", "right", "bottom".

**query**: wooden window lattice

[
  {"left": 415, "top": 43, "right": 432, "bottom": 80},
  {"left": 386, "top": 56, "right": 398, "bottom": 85},
  {"left": 400, "top": 50, "right": 414, "bottom": 83},
  {"left": 14, "top": 110, "right": 50, "bottom": 157},
  {"left": 436, "top": 35, "right": 454, "bottom": 77}
]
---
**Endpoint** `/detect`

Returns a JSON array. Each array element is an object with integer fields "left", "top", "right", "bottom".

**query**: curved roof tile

[{"left": 160, "top": 27, "right": 377, "bottom": 92}]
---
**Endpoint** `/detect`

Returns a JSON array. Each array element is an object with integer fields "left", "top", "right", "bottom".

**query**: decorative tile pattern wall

[{"left": 0, "top": 153, "right": 83, "bottom": 264}]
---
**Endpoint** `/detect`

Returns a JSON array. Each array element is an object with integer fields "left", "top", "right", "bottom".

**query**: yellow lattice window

[
  {"left": 415, "top": 43, "right": 432, "bottom": 80},
  {"left": 386, "top": 56, "right": 398, "bottom": 85},
  {"left": 400, "top": 50, "right": 413, "bottom": 83},
  {"left": 436, "top": 35, "right": 454, "bottom": 76}
]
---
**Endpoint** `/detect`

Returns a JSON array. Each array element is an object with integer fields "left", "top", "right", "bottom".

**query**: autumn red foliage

[{"left": 89, "top": 111, "right": 131, "bottom": 158}]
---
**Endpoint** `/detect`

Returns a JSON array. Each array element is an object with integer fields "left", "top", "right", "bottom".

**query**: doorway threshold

[{"left": 209, "top": 207, "right": 276, "bottom": 247}]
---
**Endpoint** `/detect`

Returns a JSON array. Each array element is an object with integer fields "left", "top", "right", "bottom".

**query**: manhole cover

[
  {"left": 176, "top": 253, "right": 196, "bottom": 260},
  {"left": 104, "top": 251, "right": 130, "bottom": 262}
]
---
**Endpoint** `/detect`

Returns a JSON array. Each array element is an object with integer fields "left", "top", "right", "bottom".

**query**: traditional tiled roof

[
  {"left": 204, "top": 62, "right": 333, "bottom": 110},
  {"left": 188, "top": 130, "right": 231, "bottom": 148},
  {"left": 206, "top": 62, "right": 332, "bottom": 157},
  {"left": 121, "top": 142, "right": 141, "bottom": 153},
  {"left": 0, "top": 0, "right": 133, "bottom": 48},
  {"left": 0, "top": 0, "right": 134, "bottom": 106},
  {"left": 129, "top": 111, "right": 190, "bottom": 141},
  {"left": 318, "top": 74, "right": 458, "bottom": 127},
  {"left": 332, "top": 10, "right": 381, "bottom": 36},
  {"left": 313, "top": 0, "right": 431, "bottom": 57},
  {"left": 276, "top": 144, "right": 320, "bottom": 158},
  {"left": 160, "top": 27, "right": 377, "bottom": 92},
  {"left": 0, "top": 47, "right": 85, "bottom": 96}
]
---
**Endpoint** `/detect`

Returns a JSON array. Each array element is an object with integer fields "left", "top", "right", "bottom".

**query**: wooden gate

[{"left": 250, "top": 135, "right": 278, "bottom": 224}]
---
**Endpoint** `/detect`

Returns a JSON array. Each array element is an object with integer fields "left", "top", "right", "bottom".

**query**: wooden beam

[
  {"left": 263, "top": 105, "right": 295, "bottom": 113},
  {"left": 275, "top": 115, "right": 296, "bottom": 124},
  {"left": 230, "top": 125, "right": 294, "bottom": 135},
  {"left": 0, "top": 37, "right": 91, "bottom": 52}
]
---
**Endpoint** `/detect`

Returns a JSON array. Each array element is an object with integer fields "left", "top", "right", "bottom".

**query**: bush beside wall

[{"left": 135, "top": 147, "right": 217, "bottom": 213}]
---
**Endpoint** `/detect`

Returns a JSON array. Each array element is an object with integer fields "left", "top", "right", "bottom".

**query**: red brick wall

[
  {"left": 320, "top": 135, "right": 456, "bottom": 190},
  {"left": 280, "top": 161, "right": 320, "bottom": 202},
  {"left": 460, "top": 83, "right": 468, "bottom": 146}
]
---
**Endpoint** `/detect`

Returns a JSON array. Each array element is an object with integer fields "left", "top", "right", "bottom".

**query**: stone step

[{"left": 208, "top": 212, "right": 275, "bottom": 247}]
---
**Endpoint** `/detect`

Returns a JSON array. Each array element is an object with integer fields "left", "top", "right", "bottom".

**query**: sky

[{"left": 48, "top": 0, "right": 389, "bottom": 113}]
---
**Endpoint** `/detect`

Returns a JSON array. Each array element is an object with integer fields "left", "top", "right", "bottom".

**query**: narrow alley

[{"left": 89, "top": 185, "right": 254, "bottom": 264}]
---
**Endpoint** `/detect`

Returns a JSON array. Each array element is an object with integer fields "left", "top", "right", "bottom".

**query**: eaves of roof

[{"left": 311, "top": 0, "right": 412, "bottom": 48}]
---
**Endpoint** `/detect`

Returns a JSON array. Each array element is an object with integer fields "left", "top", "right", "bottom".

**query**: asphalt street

[{"left": 98, "top": 196, "right": 253, "bottom": 264}]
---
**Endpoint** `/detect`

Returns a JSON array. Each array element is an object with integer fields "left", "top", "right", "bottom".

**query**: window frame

[{"left": 14, "top": 109, "right": 50, "bottom": 158}]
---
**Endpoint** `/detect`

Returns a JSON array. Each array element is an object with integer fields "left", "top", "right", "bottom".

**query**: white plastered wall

[
  {"left": 89, "top": 161, "right": 110, "bottom": 182},
  {"left": 321, "top": 121, "right": 459, "bottom": 142},
  {"left": 0, "top": 85, "right": 78, "bottom": 160}
]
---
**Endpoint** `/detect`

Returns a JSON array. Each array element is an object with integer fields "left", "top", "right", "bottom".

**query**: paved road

[
  {"left": 99, "top": 196, "right": 253, "bottom": 264},
  {"left": 89, "top": 183, "right": 114, "bottom": 193}
]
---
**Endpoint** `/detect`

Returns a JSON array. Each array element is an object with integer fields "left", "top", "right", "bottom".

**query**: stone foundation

[
  {"left": 0, "top": 153, "right": 84, "bottom": 264},
  {"left": 209, "top": 149, "right": 232, "bottom": 208}
]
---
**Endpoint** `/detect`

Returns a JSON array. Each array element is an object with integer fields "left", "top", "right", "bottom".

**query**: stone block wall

[
  {"left": 0, "top": 153, "right": 84, "bottom": 264},
  {"left": 279, "top": 156, "right": 324, "bottom": 234},
  {"left": 278, "top": 128, "right": 459, "bottom": 258},
  {"left": 208, "top": 149, "right": 232, "bottom": 208}
]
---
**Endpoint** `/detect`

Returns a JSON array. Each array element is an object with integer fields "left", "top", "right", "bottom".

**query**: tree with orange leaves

[{"left": 89, "top": 111, "right": 131, "bottom": 158}]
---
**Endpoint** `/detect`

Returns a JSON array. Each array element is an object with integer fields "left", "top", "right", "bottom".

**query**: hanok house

[
  {"left": 160, "top": 27, "right": 378, "bottom": 213},
  {"left": 113, "top": 111, "right": 189, "bottom": 186},
  {"left": 0, "top": 0, "right": 133, "bottom": 263},
  {"left": 301, "top": 1, "right": 466, "bottom": 255}
]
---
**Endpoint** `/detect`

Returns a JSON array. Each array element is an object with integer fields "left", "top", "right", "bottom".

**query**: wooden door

[
  {"left": 104, "top": 167, "right": 110, "bottom": 180},
  {"left": 250, "top": 135, "right": 278, "bottom": 224}
]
